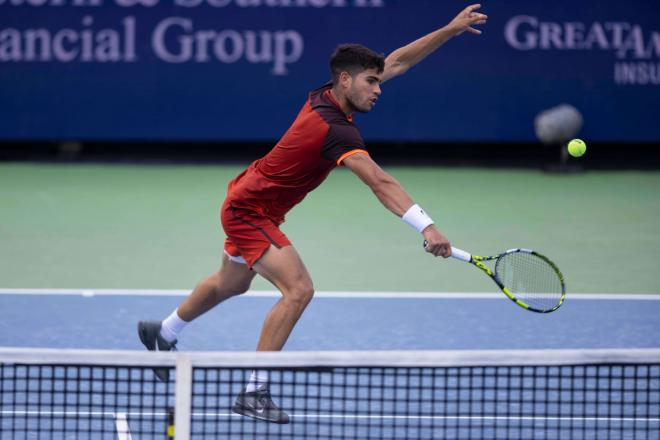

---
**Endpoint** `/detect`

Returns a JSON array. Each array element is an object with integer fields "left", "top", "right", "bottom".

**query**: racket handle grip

[
  {"left": 450, "top": 247, "right": 472, "bottom": 262},
  {"left": 423, "top": 241, "right": 472, "bottom": 262}
]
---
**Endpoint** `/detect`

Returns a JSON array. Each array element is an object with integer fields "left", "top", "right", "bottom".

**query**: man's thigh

[
  {"left": 252, "top": 245, "right": 313, "bottom": 294},
  {"left": 218, "top": 252, "right": 257, "bottom": 293}
]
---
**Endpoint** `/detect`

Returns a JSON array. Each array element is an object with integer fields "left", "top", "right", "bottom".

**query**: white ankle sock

[
  {"left": 159, "top": 309, "right": 188, "bottom": 343},
  {"left": 245, "top": 370, "right": 269, "bottom": 393}
]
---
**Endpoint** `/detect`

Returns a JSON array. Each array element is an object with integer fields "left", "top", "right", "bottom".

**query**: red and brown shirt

[{"left": 226, "top": 82, "right": 369, "bottom": 225}]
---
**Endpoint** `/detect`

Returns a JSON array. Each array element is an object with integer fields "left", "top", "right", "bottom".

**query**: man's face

[{"left": 344, "top": 68, "right": 382, "bottom": 113}]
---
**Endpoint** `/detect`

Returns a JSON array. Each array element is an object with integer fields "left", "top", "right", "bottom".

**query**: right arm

[{"left": 343, "top": 153, "right": 452, "bottom": 258}]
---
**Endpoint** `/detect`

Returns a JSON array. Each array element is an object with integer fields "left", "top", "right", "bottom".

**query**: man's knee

[
  {"left": 207, "top": 272, "right": 251, "bottom": 297},
  {"left": 217, "top": 278, "right": 251, "bottom": 297},
  {"left": 229, "top": 283, "right": 251, "bottom": 296},
  {"left": 287, "top": 283, "right": 314, "bottom": 309}
]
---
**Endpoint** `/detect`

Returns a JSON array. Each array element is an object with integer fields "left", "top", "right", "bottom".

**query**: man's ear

[{"left": 339, "top": 71, "right": 352, "bottom": 88}]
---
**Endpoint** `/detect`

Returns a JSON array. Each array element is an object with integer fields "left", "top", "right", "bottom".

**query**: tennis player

[{"left": 139, "top": 4, "right": 487, "bottom": 424}]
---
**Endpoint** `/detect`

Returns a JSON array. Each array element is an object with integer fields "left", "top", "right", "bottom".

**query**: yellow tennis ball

[{"left": 568, "top": 139, "right": 586, "bottom": 157}]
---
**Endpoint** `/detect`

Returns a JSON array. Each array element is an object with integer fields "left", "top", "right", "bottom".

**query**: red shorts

[{"left": 220, "top": 199, "right": 291, "bottom": 268}]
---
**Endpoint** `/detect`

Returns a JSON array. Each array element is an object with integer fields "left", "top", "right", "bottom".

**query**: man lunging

[{"left": 138, "top": 4, "right": 487, "bottom": 424}]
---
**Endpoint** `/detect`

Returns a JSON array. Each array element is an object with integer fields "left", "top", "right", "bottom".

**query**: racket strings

[{"left": 495, "top": 252, "right": 564, "bottom": 311}]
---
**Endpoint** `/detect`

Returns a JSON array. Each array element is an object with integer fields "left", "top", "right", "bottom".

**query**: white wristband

[{"left": 402, "top": 204, "right": 434, "bottom": 233}]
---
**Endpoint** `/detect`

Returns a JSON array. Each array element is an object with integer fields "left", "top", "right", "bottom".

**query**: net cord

[{"left": 0, "top": 347, "right": 659, "bottom": 368}]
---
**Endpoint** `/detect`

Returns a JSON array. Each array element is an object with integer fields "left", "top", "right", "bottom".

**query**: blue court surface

[
  {"left": 1, "top": 290, "right": 659, "bottom": 439},
  {"left": 1, "top": 290, "right": 659, "bottom": 350}
]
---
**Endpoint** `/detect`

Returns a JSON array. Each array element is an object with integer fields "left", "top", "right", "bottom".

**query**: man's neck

[{"left": 329, "top": 88, "right": 353, "bottom": 117}]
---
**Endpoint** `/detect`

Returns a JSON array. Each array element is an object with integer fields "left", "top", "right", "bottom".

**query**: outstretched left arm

[{"left": 381, "top": 4, "right": 488, "bottom": 83}]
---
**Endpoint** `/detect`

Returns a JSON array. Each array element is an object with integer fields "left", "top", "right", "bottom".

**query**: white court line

[
  {"left": 0, "top": 288, "right": 658, "bottom": 300},
  {"left": 114, "top": 413, "right": 133, "bottom": 440},
  {"left": 1, "top": 410, "right": 167, "bottom": 417},
  {"left": 220, "top": 413, "right": 660, "bottom": 423},
  {"left": 3, "top": 410, "right": 658, "bottom": 424}
]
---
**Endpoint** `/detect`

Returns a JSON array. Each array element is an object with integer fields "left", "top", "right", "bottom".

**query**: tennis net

[{"left": 1, "top": 347, "right": 658, "bottom": 439}]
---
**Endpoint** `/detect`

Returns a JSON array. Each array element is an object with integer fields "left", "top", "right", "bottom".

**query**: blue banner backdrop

[{"left": 1, "top": 0, "right": 658, "bottom": 141}]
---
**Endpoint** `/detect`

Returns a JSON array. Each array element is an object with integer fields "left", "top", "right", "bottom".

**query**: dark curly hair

[{"left": 330, "top": 44, "right": 385, "bottom": 84}]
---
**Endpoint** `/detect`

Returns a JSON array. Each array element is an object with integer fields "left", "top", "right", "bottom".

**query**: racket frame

[
  {"left": 424, "top": 242, "right": 566, "bottom": 313},
  {"left": 456, "top": 247, "right": 566, "bottom": 313}
]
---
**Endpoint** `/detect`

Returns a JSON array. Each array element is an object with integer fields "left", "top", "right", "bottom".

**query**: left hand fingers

[
  {"left": 466, "top": 3, "right": 481, "bottom": 13},
  {"left": 466, "top": 27, "right": 482, "bottom": 35}
]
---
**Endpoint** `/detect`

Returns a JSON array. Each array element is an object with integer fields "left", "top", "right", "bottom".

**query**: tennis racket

[{"left": 424, "top": 242, "right": 566, "bottom": 313}]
